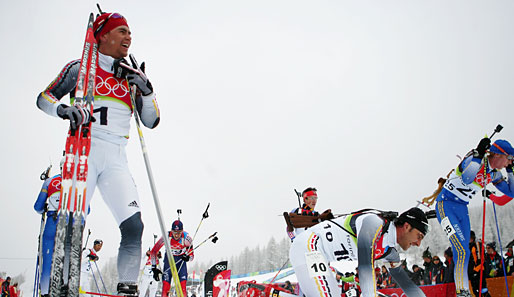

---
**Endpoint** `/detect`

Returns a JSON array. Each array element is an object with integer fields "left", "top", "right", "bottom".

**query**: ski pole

[
  {"left": 126, "top": 54, "right": 184, "bottom": 297},
  {"left": 33, "top": 257, "right": 40, "bottom": 297},
  {"left": 492, "top": 202, "right": 510, "bottom": 296},
  {"left": 94, "top": 261, "right": 108, "bottom": 294},
  {"left": 40, "top": 163, "right": 52, "bottom": 180},
  {"left": 269, "top": 259, "right": 290, "bottom": 283},
  {"left": 479, "top": 123, "right": 502, "bottom": 295},
  {"left": 489, "top": 124, "right": 503, "bottom": 140},
  {"left": 35, "top": 212, "right": 46, "bottom": 297},
  {"left": 190, "top": 203, "right": 210, "bottom": 245},
  {"left": 191, "top": 232, "right": 218, "bottom": 252},
  {"left": 176, "top": 232, "right": 218, "bottom": 271},
  {"left": 89, "top": 261, "right": 101, "bottom": 294},
  {"left": 83, "top": 229, "right": 91, "bottom": 251},
  {"left": 179, "top": 203, "right": 211, "bottom": 266}
]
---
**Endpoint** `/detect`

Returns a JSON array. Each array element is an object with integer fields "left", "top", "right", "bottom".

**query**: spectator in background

[
  {"left": 282, "top": 281, "right": 294, "bottom": 294},
  {"left": 444, "top": 247, "right": 455, "bottom": 284},
  {"left": 380, "top": 265, "right": 396, "bottom": 288},
  {"left": 432, "top": 256, "right": 445, "bottom": 284},
  {"left": 1, "top": 277, "right": 10, "bottom": 297},
  {"left": 484, "top": 242, "right": 504, "bottom": 278},
  {"left": 8, "top": 283, "right": 18, "bottom": 297},
  {"left": 469, "top": 231, "right": 491, "bottom": 297},
  {"left": 400, "top": 259, "right": 413, "bottom": 279},
  {"left": 375, "top": 267, "right": 383, "bottom": 289},
  {"left": 422, "top": 248, "right": 435, "bottom": 285},
  {"left": 411, "top": 265, "right": 424, "bottom": 285},
  {"left": 504, "top": 245, "right": 513, "bottom": 276}
]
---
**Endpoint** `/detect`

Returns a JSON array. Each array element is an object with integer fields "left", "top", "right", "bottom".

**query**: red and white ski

[{"left": 49, "top": 12, "right": 98, "bottom": 297}]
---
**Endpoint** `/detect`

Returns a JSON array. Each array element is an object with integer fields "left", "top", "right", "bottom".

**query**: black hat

[
  {"left": 94, "top": 239, "right": 103, "bottom": 245},
  {"left": 444, "top": 247, "right": 453, "bottom": 257},
  {"left": 397, "top": 207, "right": 430, "bottom": 235},
  {"left": 422, "top": 247, "right": 432, "bottom": 259}
]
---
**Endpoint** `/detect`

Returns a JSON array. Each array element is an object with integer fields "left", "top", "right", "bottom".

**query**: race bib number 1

[
  {"left": 305, "top": 251, "right": 330, "bottom": 278},
  {"left": 441, "top": 217, "right": 456, "bottom": 238}
]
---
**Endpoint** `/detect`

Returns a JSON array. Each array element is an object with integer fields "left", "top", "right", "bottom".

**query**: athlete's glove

[
  {"left": 474, "top": 137, "right": 491, "bottom": 159},
  {"left": 127, "top": 62, "right": 154, "bottom": 96},
  {"left": 57, "top": 104, "right": 93, "bottom": 130},
  {"left": 506, "top": 163, "right": 514, "bottom": 173},
  {"left": 113, "top": 58, "right": 132, "bottom": 79},
  {"left": 87, "top": 254, "right": 99, "bottom": 261},
  {"left": 151, "top": 265, "right": 162, "bottom": 281},
  {"left": 483, "top": 189, "right": 493, "bottom": 198},
  {"left": 180, "top": 254, "right": 190, "bottom": 262}
]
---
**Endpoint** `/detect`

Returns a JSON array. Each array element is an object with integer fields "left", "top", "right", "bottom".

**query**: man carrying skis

[
  {"left": 34, "top": 162, "right": 62, "bottom": 297},
  {"left": 289, "top": 207, "right": 430, "bottom": 297},
  {"left": 37, "top": 11, "right": 159, "bottom": 295},
  {"left": 150, "top": 220, "right": 194, "bottom": 297},
  {"left": 435, "top": 139, "right": 514, "bottom": 297},
  {"left": 80, "top": 239, "right": 103, "bottom": 297}
]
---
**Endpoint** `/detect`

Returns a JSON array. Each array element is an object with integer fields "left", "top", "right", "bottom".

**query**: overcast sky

[{"left": 1, "top": 0, "right": 513, "bottom": 293}]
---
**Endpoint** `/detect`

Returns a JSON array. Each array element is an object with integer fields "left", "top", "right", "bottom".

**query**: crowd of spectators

[
  {"left": 335, "top": 235, "right": 514, "bottom": 295},
  {"left": 0, "top": 277, "right": 20, "bottom": 297}
]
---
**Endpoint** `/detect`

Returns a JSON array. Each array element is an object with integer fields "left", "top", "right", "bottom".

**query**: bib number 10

[{"left": 305, "top": 251, "right": 330, "bottom": 278}]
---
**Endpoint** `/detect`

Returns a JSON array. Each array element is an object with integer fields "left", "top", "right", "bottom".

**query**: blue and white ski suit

[
  {"left": 34, "top": 174, "right": 62, "bottom": 295},
  {"left": 436, "top": 154, "right": 514, "bottom": 292}
]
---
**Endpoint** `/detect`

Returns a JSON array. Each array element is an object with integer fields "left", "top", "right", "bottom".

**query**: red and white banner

[{"left": 213, "top": 270, "right": 231, "bottom": 297}]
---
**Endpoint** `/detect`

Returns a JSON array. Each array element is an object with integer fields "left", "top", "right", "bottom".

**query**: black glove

[
  {"left": 87, "top": 254, "right": 99, "bottom": 261},
  {"left": 127, "top": 62, "right": 153, "bottom": 96},
  {"left": 474, "top": 138, "right": 491, "bottom": 159},
  {"left": 484, "top": 189, "right": 493, "bottom": 198},
  {"left": 507, "top": 163, "right": 514, "bottom": 173},
  {"left": 112, "top": 58, "right": 132, "bottom": 79},
  {"left": 180, "top": 254, "right": 190, "bottom": 262},
  {"left": 57, "top": 104, "right": 93, "bottom": 130},
  {"left": 151, "top": 266, "right": 162, "bottom": 281}
]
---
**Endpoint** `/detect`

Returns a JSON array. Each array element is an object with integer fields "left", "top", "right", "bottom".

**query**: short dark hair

[{"left": 302, "top": 187, "right": 317, "bottom": 196}]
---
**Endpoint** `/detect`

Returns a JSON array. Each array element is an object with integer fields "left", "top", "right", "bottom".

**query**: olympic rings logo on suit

[
  {"left": 215, "top": 265, "right": 227, "bottom": 271},
  {"left": 50, "top": 178, "right": 61, "bottom": 189},
  {"left": 95, "top": 76, "right": 129, "bottom": 98}
]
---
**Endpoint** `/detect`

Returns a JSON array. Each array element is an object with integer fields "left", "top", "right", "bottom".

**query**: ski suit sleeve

[
  {"left": 135, "top": 92, "right": 160, "bottom": 129},
  {"left": 492, "top": 170, "right": 514, "bottom": 197},
  {"left": 34, "top": 178, "right": 51, "bottom": 214},
  {"left": 149, "top": 237, "right": 165, "bottom": 265},
  {"left": 184, "top": 233, "right": 194, "bottom": 261},
  {"left": 459, "top": 155, "right": 482, "bottom": 185},
  {"left": 389, "top": 266, "right": 426, "bottom": 297},
  {"left": 356, "top": 214, "right": 384, "bottom": 297},
  {"left": 36, "top": 60, "right": 81, "bottom": 117}
]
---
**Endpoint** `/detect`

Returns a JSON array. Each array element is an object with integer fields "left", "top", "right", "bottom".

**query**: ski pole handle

[
  {"left": 40, "top": 164, "right": 52, "bottom": 180},
  {"left": 489, "top": 124, "right": 503, "bottom": 140},
  {"left": 203, "top": 203, "right": 210, "bottom": 219}
]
